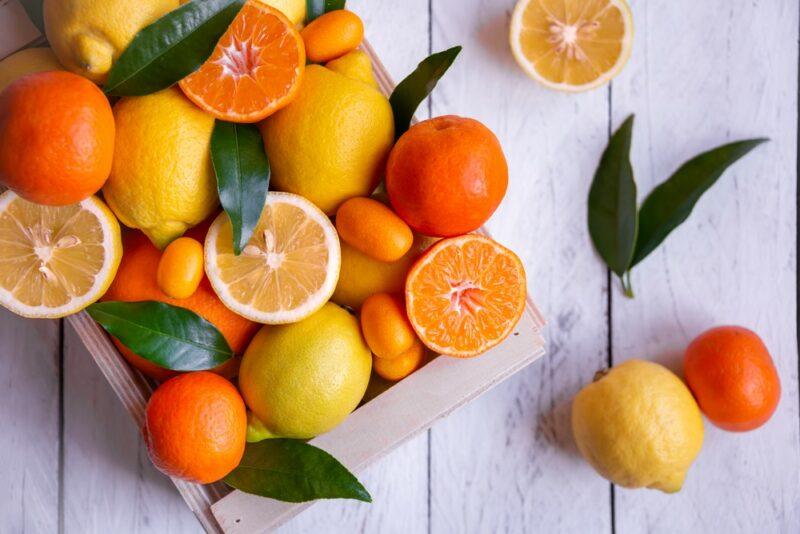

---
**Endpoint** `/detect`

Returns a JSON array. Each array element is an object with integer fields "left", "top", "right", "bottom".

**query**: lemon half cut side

[
  {"left": 0, "top": 191, "right": 122, "bottom": 318},
  {"left": 205, "top": 192, "right": 341, "bottom": 325},
  {"left": 510, "top": 0, "right": 633, "bottom": 92}
]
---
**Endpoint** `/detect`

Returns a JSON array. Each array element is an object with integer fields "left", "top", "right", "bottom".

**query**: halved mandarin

[
  {"left": 509, "top": 0, "right": 633, "bottom": 92},
  {"left": 405, "top": 234, "right": 526, "bottom": 358},
  {"left": 179, "top": 1, "right": 305, "bottom": 123}
]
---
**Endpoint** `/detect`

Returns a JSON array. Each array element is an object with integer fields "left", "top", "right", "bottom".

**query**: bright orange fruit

[
  {"left": 179, "top": 0, "right": 305, "bottom": 123},
  {"left": 301, "top": 9, "right": 364, "bottom": 64},
  {"left": 373, "top": 340, "right": 425, "bottom": 381},
  {"left": 405, "top": 234, "right": 526, "bottom": 358},
  {"left": 143, "top": 372, "right": 247, "bottom": 484},
  {"left": 684, "top": 326, "right": 781, "bottom": 432}
]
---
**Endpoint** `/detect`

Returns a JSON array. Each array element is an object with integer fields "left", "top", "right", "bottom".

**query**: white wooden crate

[{"left": 2, "top": 11, "right": 546, "bottom": 532}]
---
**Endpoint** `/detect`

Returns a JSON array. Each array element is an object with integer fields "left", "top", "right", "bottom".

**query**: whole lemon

[
  {"left": 239, "top": 303, "right": 372, "bottom": 440},
  {"left": 44, "top": 0, "right": 179, "bottom": 83},
  {"left": 103, "top": 88, "right": 218, "bottom": 249},
  {"left": 0, "top": 48, "right": 62, "bottom": 92},
  {"left": 572, "top": 359, "right": 704, "bottom": 493},
  {"left": 260, "top": 64, "right": 394, "bottom": 214},
  {"left": 326, "top": 50, "right": 379, "bottom": 87}
]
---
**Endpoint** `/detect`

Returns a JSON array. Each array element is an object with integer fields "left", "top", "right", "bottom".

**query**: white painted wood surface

[{"left": 1, "top": 0, "right": 798, "bottom": 532}]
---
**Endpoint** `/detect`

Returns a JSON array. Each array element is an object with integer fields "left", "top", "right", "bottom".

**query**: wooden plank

[
  {"left": 0, "top": 310, "right": 60, "bottom": 532},
  {"left": 277, "top": 1, "right": 431, "bottom": 531},
  {"left": 61, "top": 324, "right": 201, "bottom": 533},
  {"left": 610, "top": 0, "right": 800, "bottom": 531},
  {"left": 426, "top": 1, "right": 613, "bottom": 532},
  {"left": 212, "top": 308, "right": 544, "bottom": 533}
]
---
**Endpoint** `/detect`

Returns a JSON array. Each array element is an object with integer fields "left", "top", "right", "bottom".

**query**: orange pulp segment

[
  {"left": 179, "top": 1, "right": 305, "bottom": 123},
  {"left": 405, "top": 234, "right": 526, "bottom": 358}
]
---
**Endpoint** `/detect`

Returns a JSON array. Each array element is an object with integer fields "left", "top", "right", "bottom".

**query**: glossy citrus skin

[
  {"left": 179, "top": 1, "right": 305, "bottom": 123},
  {"left": 386, "top": 115, "right": 508, "bottom": 237},
  {"left": 143, "top": 372, "right": 247, "bottom": 484},
  {"left": 373, "top": 340, "right": 425, "bottom": 381},
  {"left": 684, "top": 326, "right": 781, "bottom": 432},
  {"left": 336, "top": 197, "right": 413, "bottom": 262},
  {"left": 103, "top": 228, "right": 259, "bottom": 381},
  {"left": 0, "top": 71, "right": 114, "bottom": 206},
  {"left": 572, "top": 360, "right": 704, "bottom": 493},
  {"left": 157, "top": 237, "right": 204, "bottom": 299},
  {"left": 301, "top": 10, "right": 364, "bottom": 63},
  {"left": 360, "top": 293, "right": 416, "bottom": 359}
]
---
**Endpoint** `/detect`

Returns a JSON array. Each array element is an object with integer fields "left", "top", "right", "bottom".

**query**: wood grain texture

[
  {"left": 0, "top": 310, "right": 59, "bottom": 533},
  {"left": 426, "top": 1, "right": 611, "bottom": 533},
  {"left": 61, "top": 324, "right": 200, "bottom": 533},
  {"left": 610, "top": 0, "right": 800, "bottom": 531},
  {"left": 278, "top": 1, "right": 431, "bottom": 531}
]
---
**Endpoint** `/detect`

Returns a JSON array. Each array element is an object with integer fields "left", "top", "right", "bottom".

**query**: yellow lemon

[
  {"left": 0, "top": 191, "right": 121, "bottom": 318},
  {"left": 326, "top": 50, "right": 379, "bottom": 87},
  {"left": 239, "top": 303, "right": 372, "bottom": 440},
  {"left": 509, "top": 0, "right": 633, "bottom": 92},
  {"left": 260, "top": 64, "right": 394, "bottom": 215},
  {"left": 44, "top": 0, "right": 179, "bottom": 83},
  {"left": 103, "top": 87, "right": 218, "bottom": 249},
  {"left": 0, "top": 48, "right": 63, "bottom": 92},
  {"left": 333, "top": 233, "right": 435, "bottom": 310},
  {"left": 572, "top": 359, "right": 704, "bottom": 493}
]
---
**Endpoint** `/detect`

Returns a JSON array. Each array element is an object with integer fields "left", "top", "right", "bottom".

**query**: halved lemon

[
  {"left": 510, "top": 0, "right": 633, "bottom": 92},
  {"left": 205, "top": 192, "right": 340, "bottom": 324},
  {"left": 0, "top": 191, "right": 122, "bottom": 318}
]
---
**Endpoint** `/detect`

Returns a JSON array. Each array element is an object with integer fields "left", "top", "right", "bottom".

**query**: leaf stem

[{"left": 619, "top": 271, "right": 635, "bottom": 299}]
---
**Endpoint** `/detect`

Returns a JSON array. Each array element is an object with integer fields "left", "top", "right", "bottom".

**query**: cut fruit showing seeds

[
  {"left": 0, "top": 191, "right": 122, "bottom": 319},
  {"left": 405, "top": 234, "right": 526, "bottom": 358},
  {"left": 179, "top": 0, "right": 305, "bottom": 123},
  {"left": 205, "top": 192, "right": 340, "bottom": 324},
  {"left": 509, "top": 0, "right": 633, "bottom": 92}
]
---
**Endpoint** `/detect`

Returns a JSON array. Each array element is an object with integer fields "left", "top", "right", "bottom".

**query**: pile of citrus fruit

[{"left": 0, "top": 0, "right": 528, "bottom": 486}]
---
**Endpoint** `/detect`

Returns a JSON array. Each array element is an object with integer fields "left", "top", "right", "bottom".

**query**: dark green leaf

[
  {"left": 305, "top": 0, "right": 346, "bottom": 22},
  {"left": 86, "top": 301, "right": 233, "bottom": 371},
  {"left": 588, "top": 114, "right": 638, "bottom": 277},
  {"left": 389, "top": 46, "right": 462, "bottom": 139},
  {"left": 211, "top": 121, "right": 270, "bottom": 255},
  {"left": 104, "top": 0, "right": 245, "bottom": 96},
  {"left": 631, "top": 138, "right": 768, "bottom": 267},
  {"left": 224, "top": 439, "right": 371, "bottom": 503}
]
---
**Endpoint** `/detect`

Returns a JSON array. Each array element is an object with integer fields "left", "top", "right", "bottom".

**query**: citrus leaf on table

[
  {"left": 86, "top": 301, "right": 233, "bottom": 371},
  {"left": 630, "top": 138, "right": 769, "bottom": 267},
  {"left": 224, "top": 439, "right": 371, "bottom": 503},
  {"left": 104, "top": 0, "right": 245, "bottom": 96},
  {"left": 305, "top": 0, "right": 346, "bottom": 22},
  {"left": 389, "top": 46, "right": 462, "bottom": 139},
  {"left": 211, "top": 120, "right": 270, "bottom": 255},
  {"left": 588, "top": 114, "right": 638, "bottom": 284}
]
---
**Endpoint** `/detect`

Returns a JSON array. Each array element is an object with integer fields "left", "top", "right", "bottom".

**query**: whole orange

[
  {"left": 386, "top": 115, "right": 508, "bottom": 237},
  {"left": 0, "top": 71, "right": 114, "bottom": 205},
  {"left": 143, "top": 372, "right": 247, "bottom": 484},
  {"left": 102, "top": 226, "right": 259, "bottom": 381},
  {"left": 684, "top": 326, "right": 781, "bottom": 432}
]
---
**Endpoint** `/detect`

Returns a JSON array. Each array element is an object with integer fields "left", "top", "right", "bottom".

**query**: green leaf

[
  {"left": 305, "top": 0, "right": 346, "bottom": 22},
  {"left": 211, "top": 121, "right": 270, "bottom": 255},
  {"left": 389, "top": 46, "right": 462, "bottom": 139},
  {"left": 224, "top": 439, "right": 371, "bottom": 503},
  {"left": 631, "top": 138, "right": 768, "bottom": 267},
  {"left": 86, "top": 301, "right": 233, "bottom": 371},
  {"left": 104, "top": 0, "right": 245, "bottom": 96},
  {"left": 588, "top": 114, "right": 638, "bottom": 278}
]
